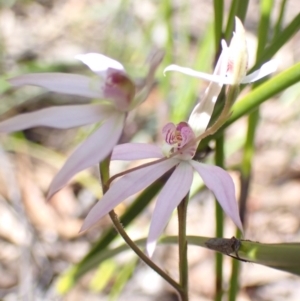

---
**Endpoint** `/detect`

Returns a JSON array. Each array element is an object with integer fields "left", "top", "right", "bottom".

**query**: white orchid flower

[
  {"left": 0, "top": 52, "right": 163, "bottom": 199},
  {"left": 81, "top": 121, "right": 243, "bottom": 257},
  {"left": 164, "top": 17, "right": 277, "bottom": 86}
]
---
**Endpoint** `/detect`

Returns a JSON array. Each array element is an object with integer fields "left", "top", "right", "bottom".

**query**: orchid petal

[
  {"left": 188, "top": 44, "right": 229, "bottom": 136},
  {"left": 241, "top": 60, "right": 278, "bottom": 83},
  {"left": 47, "top": 112, "right": 125, "bottom": 200},
  {"left": 227, "top": 17, "right": 248, "bottom": 85},
  {"left": 75, "top": 53, "right": 125, "bottom": 77},
  {"left": 190, "top": 161, "right": 243, "bottom": 231},
  {"left": 8, "top": 73, "right": 102, "bottom": 98},
  {"left": 163, "top": 65, "right": 232, "bottom": 85},
  {"left": 112, "top": 143, "right": 164, "bottom": 161},
  {"left": 0, "top": 104, "right": 112, "bottom": 132},
  {"left": 147, "top": 162, "right": 194, "bottom": 257},
  {"left": 81, "top": 158, "right": 180, "bottom": 232}
]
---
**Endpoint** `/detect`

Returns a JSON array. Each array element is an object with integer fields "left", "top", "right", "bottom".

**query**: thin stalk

[
  {"left": 273, "top": 0, "right": 287, "bottom": 39},
  {"left": 257, "top": 0, "right": 274, "bottom": 56},
  {"left": 99, "top": 161, "right": 183, "bottom": 295},
  {"left": 213, "top": 0, "right": 224, "bottom": 52},
  {"left": 253, "top": 12, "right": 300, "bottom": 70},
  {"left": 214, "top": 135, "right": 225, "bottom": 301},
  {"left": 177, "top": 194, "right": 189, "bottom": 301},
  {"left": 225, "top": 0, "right": 238, "bottom": 41},
  {"left": 228, "top": 231, "right": 242, "bottom": 301},
  {"left": 236, "top": 0, "right": 249, "bottom": 23},
  {"left": 229, "top": 1, "right": 274, "bottom": 299},
  {"left": 161, "top": 0, "right": 174, "bottom": 66},
  {"left": 107, "top": 210, "right": 182, "bottom": 293},
  {"left": 239, "top": 110, "right": 259, "bottom": 223},
  {"left": 160, "top": 0, "right": 174, "bottom": 116}
]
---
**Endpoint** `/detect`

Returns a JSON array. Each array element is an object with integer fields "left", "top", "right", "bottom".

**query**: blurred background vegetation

[{"left": 0, "top": 0, "right": 300, "bottom": 300}]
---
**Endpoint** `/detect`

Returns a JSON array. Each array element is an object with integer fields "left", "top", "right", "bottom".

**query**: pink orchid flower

[
  {"left": 81, "top": 121, "right": 243, "bottom": 257},
  {"left": 0, "top": 52, "right": 163, "bottom": 199},
  {"left": 164, "top": 17, "right": 277, "bottom": 86}
]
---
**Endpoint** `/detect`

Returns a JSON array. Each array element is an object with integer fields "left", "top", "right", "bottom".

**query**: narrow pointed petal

[
  {"left": 190, "top": 161, "right": 243, "bottom": 231},
  {"left": 147, "top": 162, "right": 194, "bottom": 257},
  {"left": 75, "top": 53, "right": 125, "bottom": 77},
  {"left": 8, "top": 73, "right": 102, "bottom": 98},
  {"left": 188, "top": 44, "right": 229, "bottom": 136},
  {"left": 0, "top": 104, "right": 111, "bottom": 132},
  {"left": 163, "top": 65, "right": 231, "bottom": 84},
  {"left": 81, "top": 158, "right": 180, "bottom": 232},
  {"left": 47, "top": 112, "right": 125, "bottom": 200},
  {"left": 241, "top": 60, "right": 278, "bottom": 83},
  {"left": 227, "top": 17, "right": 248, "bottom": 85},
  {"left": 112, "top": 143, "right": 164, "bottom": 161}
]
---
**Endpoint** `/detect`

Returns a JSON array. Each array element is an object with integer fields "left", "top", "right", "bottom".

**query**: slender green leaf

[
  {"left": 109, "top": 259, "right": 137, "bottom": 301},
  {"left": 236, "top": 0, "right": 249, "bottom": 23},
  {"left": 65, "top": 236, "right": 300, "bottom": 277},
  {"left": 214, "top": 136, "right": 225, "bottom": 301},
  {"left": 225, "top": 0, "right": 238, "bottom": 41},
  {"left": 256, "top": 0, "right": 274, "bottom": 57},
  {"left": 89, "top": 259, "right": 117, "bottom": 293},
  {"left": 186, "top": 236, "right": 300, "bottom": 276},
  {"left": 273, "top": 0, "right": 287, "bottom": 39},
  {"left": 253, "top": 12, "right": 300, "bottom": 71},
  {"left": 213, "top": 0, "right": 224, "bottom": 51}
]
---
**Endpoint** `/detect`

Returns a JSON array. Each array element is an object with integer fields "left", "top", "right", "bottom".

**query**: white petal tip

[
  {"left": 242, "top": 59, "right": 278, "bottom": 83},
  {"left": 163, "top": 65, "right": 178, "bottom": 76},
  {"left": 264, "top": 59, "right": 278, "bottom": 73},
  {"left": 75, "top": 53, "right": 125, "bottom": 74},
  {"left": 146, "top": 241, "right": 156, "bottom": 258},
  {"left": 221, "top": 39, "right": 228, "bottom": 49},
  {"left": 163, "top": 64, "right": 225, "bottom": 83}
]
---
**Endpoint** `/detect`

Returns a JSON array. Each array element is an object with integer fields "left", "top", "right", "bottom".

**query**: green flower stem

[
  {"left": 99, "top": 161, "right": 183, "bottom": 295},
  {"left": 228, "top": 253, "right": 240, "bottom": 301},
  {"left": 161, "top": 0, "right": 173, "bottom": 66},
  {"left": 225, "top": 0, "right": 238, "bottom": 41},
  {"left": 107, "top": 210, "right": 183, "bottom": 293},
  {"left": 257, "top": 0, "right": 274, "bottom": 56},
  {"left": 214, "top": 135, "right": 225, "bottom": 301},
  {"left": 273, "top": 0, "right": 287, "bottom": 39},
  {"left": 229, "top": 2, "right": 274, "bottom": 300},
  {"left": 239, "top": 110, "right": 258, "bottom": 223},
  {"left": 252, "top": 12, "right": 300, "bottom": 71},
  {"left": 177, "top": 194, "right": 189, "bottom": 301},
  {"left": 236, "top": 0, "right": 249, "bottom": 23},
  {"left": 228, "top": 230, "right": 242, "bottom": 301},
  {"left": 213, "top": 0, "right": 224, "bottom": 52}
]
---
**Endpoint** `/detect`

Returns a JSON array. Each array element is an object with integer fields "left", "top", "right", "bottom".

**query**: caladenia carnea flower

[
  {"left": 164, "top": 17, "right": 277, "bottom": 88},
  {"left": 164, "top": 17, "right": 277, "bottom": 143},
  {"left": 81, "top": 121, "right": 243, "bottom": 257},
  {"left": 0, "top": 52, "right": 164, "bottom": 199}
]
